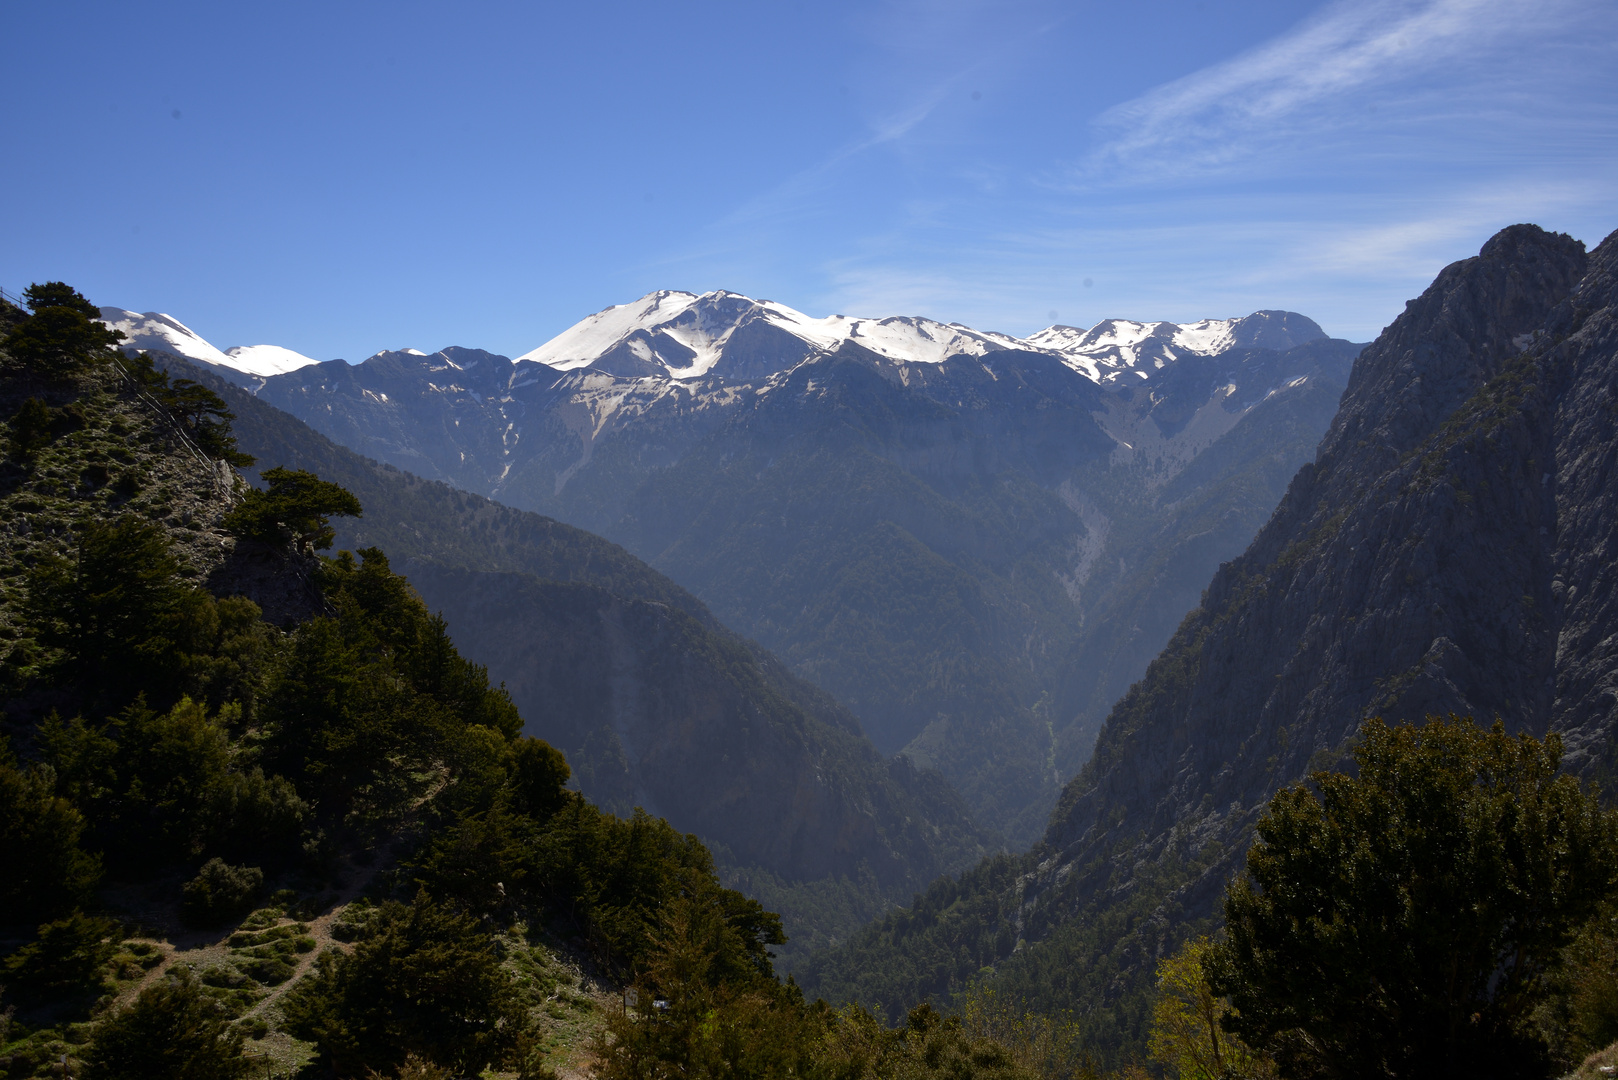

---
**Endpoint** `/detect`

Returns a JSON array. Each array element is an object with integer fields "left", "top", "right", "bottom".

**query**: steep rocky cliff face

[
  {"left": 799, "top": 223, "right": 1618, "bottom": 1052},
  {"left": 1050, "top": 224, "right": 1593, "bottom": 859}
]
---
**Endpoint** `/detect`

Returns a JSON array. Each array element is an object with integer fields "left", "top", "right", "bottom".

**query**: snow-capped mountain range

[
  {"left": 100, "top": 291, "right": 1327, "bottom": 387},
  {"left": 134, "top": 285, "right": 1360, "bottom": 842}
]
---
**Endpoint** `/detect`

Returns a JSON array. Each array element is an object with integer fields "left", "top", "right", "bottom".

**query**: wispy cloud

[{"left": 1083, "top": 0, "right": 1592, "bottom": 183}]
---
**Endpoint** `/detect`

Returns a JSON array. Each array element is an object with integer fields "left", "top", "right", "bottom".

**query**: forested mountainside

[
  {"left": 0, "top": 285, "right": 790, "bottom": 1074},
  {"left": 166, "top": 358, "right": 992, "bottom": 964},
  {"left": 796, "top": 223, "right": 1618, "bottom": 1057},
  {"left": 193, "top": 313, "right": 1359, "bottom": 842}
]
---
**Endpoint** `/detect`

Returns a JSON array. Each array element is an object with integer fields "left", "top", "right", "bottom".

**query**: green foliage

[
  {"left": 511, "top": 736, "right": 571, "bottom": 819},
  {"left": 40, "top": 697, "right": 302, "bottom": 867},
  {"left": 23, "top": 282, "right": 102, "bottom": 319},
  {"left": 0, "top": 741, "right": 101, "bottom": 923},
  {"left": 180, "top": 859, "right": 264, "bottom": 927},
  {"left": 1146, "top": 938, "right": 1272, "bottom": 1080},
  {"left": 411, "top": 801, "right": 781, "bottom": 978},
  {"left": 23, "top": 517, "right": 217, "bottom": 709},
  {"left": 957, "top": 984, "right": 1096, "bottom": 1080},
  {"left": 224, "top": 466, "right": 361, "bottom": 551},
  {"left": 1, "top": 911, "right": 120, "bottom": 1001},
  {"left": 1535, "top": 904, "right": 1618, "bottom": 1066},
  {"left": 259, "top": 547, "right": 520, "bottom": 820},
  {"left": 7, "top": 396, "right": 56, "bottom": 457},
  {"left": 1, "top": 282, "right": 123, "bottom": 379},
  {"left": 203, "top": 765, "right": 309, "bottom": 864},
  {"left": 122, "top": 351, "right": 255, "bottom": 466},
  {"left": 82, "top": 965, "right": 252, "bottom": 1080},
  {"left": 281, "top": 891, "right": 527, "bottom": 1075},
  {"left": 596, "top": 883, "right": 820, "bottom": 1080},
  {"left": 816, "top": 1002, "right": 1045, "bottom": 1080},
  {"left": 1207, "top": 716, "right": 1618, "bottom": 1079}
]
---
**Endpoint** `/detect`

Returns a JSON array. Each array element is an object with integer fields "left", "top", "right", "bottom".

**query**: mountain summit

[
  {"left": 512, "top": 288, "right": 1329, "bottom": 385},
  {"left": 98, "top": 307, "right": 321, "bottom": 377},
  {"left": 177, "top": 291, "right": 1356, "bottom": 842}
]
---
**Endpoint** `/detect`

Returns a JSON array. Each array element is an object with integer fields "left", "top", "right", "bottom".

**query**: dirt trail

[{"left": 112, "top": 844, "right": 393, "bottom": 1015}]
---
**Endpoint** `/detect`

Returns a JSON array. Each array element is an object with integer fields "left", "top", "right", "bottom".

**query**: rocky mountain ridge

[
  {"left": 797, "top": 222, "right": 1618, "bottom": 1052},
  {"left": 122, "top": 306, "right": 1362, "bottom": 842}
]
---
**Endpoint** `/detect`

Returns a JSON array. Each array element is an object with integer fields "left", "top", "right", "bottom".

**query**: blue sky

[{"left": 3, "top": 0, "right": 1615, "bottom": 361}]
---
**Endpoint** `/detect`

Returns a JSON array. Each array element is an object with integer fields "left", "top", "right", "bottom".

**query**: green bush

[
  {"left": 0, "top": 741, "right": 101, "bottom": 923},
  {"left": 281, "top": 891, "right": 526, "bottom": 1074},
  {"left": 180, "top": 859, "right": 264, "bottom": 928},
  {"left": 510, "top": 736, "right": 570, "bottom": 819},
  {"left": 1, "top": 911, "right": 120, "bottom": 1001},
  {"left": 7, "top": 396, "right": 55, "bottom": 457},
  {"left": 1208, "top": 716, "right": 1618, "bottom": 1079},
  {"left": 82, "top": 965, "right": 252, "bottom": 1080}
]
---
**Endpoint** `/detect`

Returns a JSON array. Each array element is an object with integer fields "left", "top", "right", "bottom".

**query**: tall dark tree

[
  {"left": 224, "top": 466, "right": 362, "bottom": 551},
  {"left": 0, "top": 281, "right": 123, "bottom": 378},
  {"left": 281, "top": 891, "right": 526, "bottom": 1075},
  {"left": 0, "top": 740, "right": 102, "bottom": 923},
  {"left": 1207, "top": 716, "right": 1618, "bottom": 1079},
  {"left": 24, "top": 516, "right": 214, "bottom": 708}
]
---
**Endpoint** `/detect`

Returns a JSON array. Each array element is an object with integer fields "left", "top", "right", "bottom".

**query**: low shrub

[{"left": 180, "top": 859, "right": 263, "bottom": 927}]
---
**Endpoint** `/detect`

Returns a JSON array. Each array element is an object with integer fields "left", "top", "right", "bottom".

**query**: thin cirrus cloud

[{"left": 1080, "top": 0, "right": 1594, "bottom": 183}]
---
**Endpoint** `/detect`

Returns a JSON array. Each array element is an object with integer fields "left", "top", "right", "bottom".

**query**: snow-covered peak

[
  {"left": 518, "top": 290, "right": 1035, "bottom": 380},
  {"left": 99, "top": 307, "right": 321, "bottom": 377},
  {"left": 1024, "top": 311, "right": 1325, "bottom": 383},
  {"left": 99, "top": 308, "right": 234, "bottom": 368},
  {"left": 223, "top": 344, "right": 325, "bottom": 377},
  {"left": 516, "top": 290, "right": 704, "bottom": 370}
]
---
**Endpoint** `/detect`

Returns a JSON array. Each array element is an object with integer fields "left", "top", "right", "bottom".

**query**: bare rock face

[
  {"left": 1021, "top": 222, "right": 1618, "bottom": 980},
  {"left": 799, "top": 223, "right": 1618, "bottom": 1030},
  {"left": 206, "top": 538, "right": 327, "bottom": 627}
]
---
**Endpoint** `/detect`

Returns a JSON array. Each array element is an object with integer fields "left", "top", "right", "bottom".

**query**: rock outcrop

[{"left": 799, "top": 223, "right": 1618, "bottom": 1051}]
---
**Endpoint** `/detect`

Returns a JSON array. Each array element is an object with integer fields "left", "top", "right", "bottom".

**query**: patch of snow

[
  {"left": 223, "top": 344, "right": 322, "bottom": 376},
  {"left": 516, "top": 291, "right": 701, "bottom": 369},
  {"left": 99, "top": 308, "right": 235, "bottom": 368}
]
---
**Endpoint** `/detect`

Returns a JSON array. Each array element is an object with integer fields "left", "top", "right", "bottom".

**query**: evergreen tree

[
  {"left": 282, "top": 891, "right": 526, "bottom": 1074},
  {"left": 1207, "top": 716, "right": 1618, "bottom": 1079},
  {"left": 1, "top": 911, "right": 120, "bottom": 1001},
  {"left": 0, "top": 739, "right": 102, "bottom": 923},
  {"left": 24, "top": 516, "right": 216, "bottom": 709},
  {"left": 83, "top": 966, "right": 252, "bottom": 1080},
  {"left": 6, "top": 396, "right": 56, "bottom": 457},
  {"left": 224, "top": 466, "right": 362, "bottom": 552},
  {"left": 0, "top": 281, "right": 123, "bottom": 378}
]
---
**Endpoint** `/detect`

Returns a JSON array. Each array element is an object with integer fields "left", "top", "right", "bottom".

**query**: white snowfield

[
  {"left": 98, "top": 308, "right": 322, "bottom": 377},
  {"left": 515, "top": 291, "right": 1316, "bottom": 384}
]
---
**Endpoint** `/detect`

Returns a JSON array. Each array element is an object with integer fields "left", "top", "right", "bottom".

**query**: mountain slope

[
  {"left": 795, "top": 223, "right": 1616, "bottom": 1058},
  {"left": 145, "top": 301, "right": 1359, "bottom": 841},
  {"left": 168, "top": 358, "right": 994, "bottom": 961}
]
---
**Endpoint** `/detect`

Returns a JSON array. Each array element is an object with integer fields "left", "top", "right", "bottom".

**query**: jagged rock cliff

[
  {"left": 799, "top": 223, "right": 1618, "bottom": 1052},
  {"left": 1051, "top": 224, "right": 1594, "bottom": 860}
]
